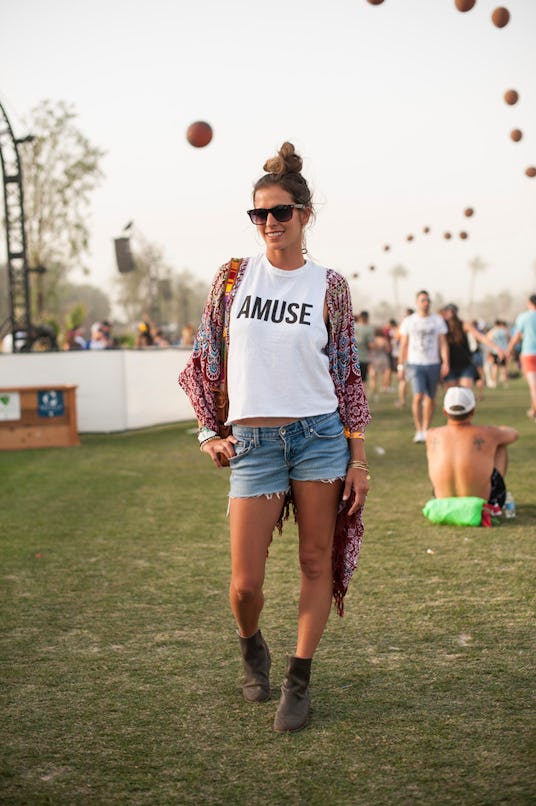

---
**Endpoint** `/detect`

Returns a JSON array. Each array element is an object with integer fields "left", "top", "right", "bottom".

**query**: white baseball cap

[{"left": 443, "top": 386, "right": 476, "bottom": 415}]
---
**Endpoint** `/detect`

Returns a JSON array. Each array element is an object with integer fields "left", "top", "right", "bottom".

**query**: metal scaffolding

[{"left": 0, "top": 100, "right": 32, "bottom": 351}]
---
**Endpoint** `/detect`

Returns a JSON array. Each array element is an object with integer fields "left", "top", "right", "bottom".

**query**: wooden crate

[{"left": 0, "top": 385, "right": 80, "bottom": 450}]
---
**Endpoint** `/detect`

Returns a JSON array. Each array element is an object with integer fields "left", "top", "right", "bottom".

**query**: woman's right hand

[{"left": 201, "top": 435, "right": 237, "bottom": 467}]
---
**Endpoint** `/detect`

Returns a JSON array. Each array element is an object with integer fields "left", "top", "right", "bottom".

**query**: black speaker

[{"left": 114, "top": 237, "right": 136, "bottom": 273}]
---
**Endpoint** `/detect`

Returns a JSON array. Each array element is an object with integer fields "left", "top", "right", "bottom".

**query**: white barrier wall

[{"left": 0, "top": 349, "right": 196, "bottom": 432}]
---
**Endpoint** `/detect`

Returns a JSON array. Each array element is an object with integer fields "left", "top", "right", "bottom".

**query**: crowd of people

[
  {"left": 0, "top": 316, "right": 199, "bottom": 353},
  {"left": 58, "top": 317, "right": 196, "bottom": 351},
  {"left": 354, "top": 291, "right": 536, "bottom": 440}
]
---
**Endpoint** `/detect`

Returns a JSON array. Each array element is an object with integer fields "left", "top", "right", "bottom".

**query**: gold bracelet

[
  {"left": 347, "top": 460, "right": 370, "bottom": 471},
  {"left": 344, "top": 429, "right": 365, "bottom": 440},
  {"left": 347, "top": 460, "right": 371, "bottom": 480}
]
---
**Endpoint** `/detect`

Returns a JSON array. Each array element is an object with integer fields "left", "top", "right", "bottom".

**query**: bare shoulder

[{"left": 481, "top": 424, "right": 520, "bottom": 444}]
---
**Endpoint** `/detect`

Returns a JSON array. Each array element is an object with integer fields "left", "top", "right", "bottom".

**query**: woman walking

[
  {"left": 179, "top": 142, "right": 370, "bottom": 732},
  {"left": 441, "top": 304, "right": 503, "bottom": 389}
]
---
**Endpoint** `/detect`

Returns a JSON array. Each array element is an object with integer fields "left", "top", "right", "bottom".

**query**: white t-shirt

[
  {"left": 399, "top": 312, "right": 447, "bottom": 365},
  {"left": 226, "top": 254, "right": 338, "bottom": 422}
]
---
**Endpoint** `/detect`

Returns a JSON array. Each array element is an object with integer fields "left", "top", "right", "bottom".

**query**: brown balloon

[
  {"left": 526, "top": 167, "right": 536, "bottom": 178},
  {"left": 186, "top": 121, "right": 213, "bottom": 148},
  {"left": 383, "top": 245, "right": 390, "bottom": 252},
  {"left": 459, "top": 231, "right": 469, "bottom": 239},
  {"left": 455, "top": 0, "right": 476, "bottom": 11},
  {"left": 351, "top": 273, "right": 359, "bottom": 279},
  {"left": 464, "top": 207, "right": 474, "bottom": 217},
  {"left": 504, "top": 89, "right": 519, "bottom": 105},
  {"left": 406, "top": 235, "right": 414, "bottom": 241},
  {"left": 369, "top": 265, "right": 376, "bottom": 271},
  {"left": 510, "top": 129, "right": 523, "bottom": 142},
  {"left": 491, "top": 6, "right": 510, "bottom": 27},
  {"left": 444, "top": 232, "right": 452, "bottom": 240},
  {"left": 366, "top": 0, "right": 385, "bottom": 4},
  {"left": 423, "top": 226, "right": 430, "bottom": 234}
]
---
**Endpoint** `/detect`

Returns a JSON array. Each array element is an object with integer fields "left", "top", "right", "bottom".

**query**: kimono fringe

[{"left": 275, "top": 490, "right": 363, "bottom": 618}]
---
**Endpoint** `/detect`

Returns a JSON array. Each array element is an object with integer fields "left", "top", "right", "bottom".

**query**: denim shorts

[
  {"left": 408, "top": 363, "right": 441, "bottom": 397},
  {"left": 229, "top": 411, "right": 349, "bottom": 498},
  {"left": 444, "top": 364, "right": 477, "bottom": 382}
]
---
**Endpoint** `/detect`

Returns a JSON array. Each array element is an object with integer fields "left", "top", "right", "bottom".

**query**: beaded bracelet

[{"left": 199, "top": 435, "right": 220, "bottom": 452}]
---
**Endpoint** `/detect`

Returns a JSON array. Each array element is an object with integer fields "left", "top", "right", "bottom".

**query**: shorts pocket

[
  {"left": 229, "top": 438, "right": 255, "bottom": 462},
  {"left": 310, "top": 414, "right": 345, "bottom": 440}
]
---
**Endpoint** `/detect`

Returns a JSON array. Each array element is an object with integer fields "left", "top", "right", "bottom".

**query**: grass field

[{"left": 1, "top": 379, "right": 535, "bottom": 805}]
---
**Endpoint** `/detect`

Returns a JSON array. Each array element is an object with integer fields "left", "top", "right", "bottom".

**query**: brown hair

[
  {"left": 446, "top": 409, "right": 473, "bottom": 422},
  {"left": 253, "top": 142, "right": 314, "bottom": 214},
  {"left": 445, "top": 310, "right": 466, "bottom": 346}
]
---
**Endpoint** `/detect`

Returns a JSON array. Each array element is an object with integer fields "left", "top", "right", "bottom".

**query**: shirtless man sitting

[{"left": 426, "top": 387, "right": 519, "bottom": 508}]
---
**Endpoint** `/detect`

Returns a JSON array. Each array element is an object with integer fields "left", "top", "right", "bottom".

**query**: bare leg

[
  {"left": 291, "top": 479, "right": 343, "bottom": 658},
  {"left": 422, "top": 395, "right": 435, "bottom": 431},
  {"left": 412, "top": 393, "right": 424, "bottom": 432},
  {"left": 494, "top": 445, "right": 509, "bottom": 478},
  {"left": 396, "top": 375, "right": 407, "bottom": 407},
  {"left": 459, "top": 376, "right": 474, "bottom": 389},
  {"left": 525, "top": 370, "right": 536, "bottom": 416},
  {"left": 369, "top": 366, "right": 377, "bottom": 396},
  {"left": 229, "top": 495, "right": 287, "bottom": 637}
]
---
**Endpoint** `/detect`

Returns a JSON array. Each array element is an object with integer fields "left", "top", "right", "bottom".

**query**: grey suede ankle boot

[
  {"left": 238, "top": 629, "right": 271, "bottom": 702},
  {"left": 273, "top": 655, "right": 312, "bottom": 733}
]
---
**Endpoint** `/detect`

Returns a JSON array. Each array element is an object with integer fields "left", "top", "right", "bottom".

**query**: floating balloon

[
  {"left": 366, "top": 0, "right": 385, "bottom": 5},
  {"left": 504, "top": 89, "right": 519, "bottom": 105},
  {"left": 383, "top": 245, "right": 390, "bottom": 252},
  {"left": 459, "top": 231, "right": 469, "bottom": 239},
  {"left": 510, "top": 129, "right": 523, "bottom": 142},
  {"left": 423, "top": 226, "right": 430, "bottom": 234},
  {"left": 455, "top": 0, "right": 476, "bottom": 11},
  {"left": 406, "top": 235, "right": 414, "bottom": 241},
  {"left": 186, "top": 121, "right": 213, "bottom": 148},
  {"left": 491, "top": 6, "right": 510, "bottom": 27},
  {"left": 369, "top": 265, "right": 376, "bottom": 271},
  {"left": 526, "top": 167, "right": 536, "bottom": 178},
  {"left": 444, "top": 232, "right": 452, "bottom": 240},
  {"left": 351, "top": 272, "right": 359, "bottom": 279},
  {"left": 464, "top": 207, "right": 474, "bottom": 217}
]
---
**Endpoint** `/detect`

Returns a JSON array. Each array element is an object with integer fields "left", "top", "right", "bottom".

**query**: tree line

[{"left": 0, "top": 99, "right": 208, "bottom": 345}]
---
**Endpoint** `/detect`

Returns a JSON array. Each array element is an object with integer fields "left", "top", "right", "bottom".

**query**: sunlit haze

[{"left": 1, "top": 0, "right": 535, "bottom": 316}]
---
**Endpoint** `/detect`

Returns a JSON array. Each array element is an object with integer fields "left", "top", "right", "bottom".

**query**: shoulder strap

[
  {"left": 225, "top": 257, "right": 241, "bottom": 297},
  {"left": 221, "top": 257, "right": 242, "bottom": 381}
]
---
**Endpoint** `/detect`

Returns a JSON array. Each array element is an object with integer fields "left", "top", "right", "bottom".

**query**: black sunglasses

[{"left": 246, "top": 204, "right": 306, "bottom": 225}]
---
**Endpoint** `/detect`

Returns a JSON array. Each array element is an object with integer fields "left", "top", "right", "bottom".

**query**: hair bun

[{"left": 263, "top": 142, "right": 303, "bottom": 176}]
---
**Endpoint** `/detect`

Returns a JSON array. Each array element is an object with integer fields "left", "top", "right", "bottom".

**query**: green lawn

[{"left": 1, "top": 379, "right": 535, "bottom": 805}]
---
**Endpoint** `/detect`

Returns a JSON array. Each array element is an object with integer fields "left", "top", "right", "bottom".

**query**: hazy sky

[{"left": 1, "top": 0, "right": 535, "bottom": 315}]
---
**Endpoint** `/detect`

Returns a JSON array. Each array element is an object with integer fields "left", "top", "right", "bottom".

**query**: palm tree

[
  {"left": 467, "top": 256, "right": 488, "bottom": 318},
  {"left": 389, "top": 264, "right": 409, "bottom": 312}
]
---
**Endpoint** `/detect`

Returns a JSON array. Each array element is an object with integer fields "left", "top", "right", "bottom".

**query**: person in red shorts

[{"left": 508, "top": 294, "right": 536, "bottom": 421}]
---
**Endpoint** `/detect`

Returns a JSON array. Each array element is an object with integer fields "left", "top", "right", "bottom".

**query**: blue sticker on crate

[{"left": 38, "top": 390, "right": 65, "bottom": 417}]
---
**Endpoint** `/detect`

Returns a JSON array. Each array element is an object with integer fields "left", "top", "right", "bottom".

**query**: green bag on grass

[{"left": 422, "top": 497, "right": 486, "bottom": 527}]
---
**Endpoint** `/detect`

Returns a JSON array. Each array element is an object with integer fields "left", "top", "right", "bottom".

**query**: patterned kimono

[{"left": 179, "top": 258, "right": 371, "bottom": 615}]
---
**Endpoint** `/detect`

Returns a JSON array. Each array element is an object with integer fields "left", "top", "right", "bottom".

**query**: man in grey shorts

[{"left": 397, "top": 290, "right": 449, "bottom": 443}]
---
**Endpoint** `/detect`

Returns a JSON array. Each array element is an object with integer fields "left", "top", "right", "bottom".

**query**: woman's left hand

[{"left": 342, "top": 467, "right": 369, "bottom": 515}]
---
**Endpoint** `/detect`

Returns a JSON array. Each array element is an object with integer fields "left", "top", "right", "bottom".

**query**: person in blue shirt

[{"left": 508, "top": 294, "right": 536, "bottom": 420}]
